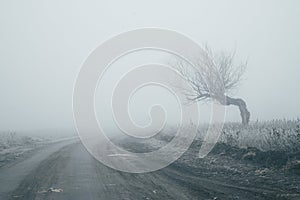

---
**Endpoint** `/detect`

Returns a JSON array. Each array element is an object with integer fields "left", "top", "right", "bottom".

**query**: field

[
  {"left": 0, "top": 132, "right": 42, "bottom": 167},
  {"left": 193, "top": 119, "right": 300, "bottom": 172}
]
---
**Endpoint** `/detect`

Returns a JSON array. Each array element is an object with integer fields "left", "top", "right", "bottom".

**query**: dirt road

[{"left": 0, "top": 139, "right": 298, "bottom": 200}]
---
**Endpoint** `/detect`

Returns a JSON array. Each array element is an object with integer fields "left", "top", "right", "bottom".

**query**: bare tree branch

[{"left": 172, "top": 44, "right": 250, "bottom": 125}]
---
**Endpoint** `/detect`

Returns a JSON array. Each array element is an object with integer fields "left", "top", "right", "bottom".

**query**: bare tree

[{"left": 175, "top": 45, "right": 250, "bottom": 125}]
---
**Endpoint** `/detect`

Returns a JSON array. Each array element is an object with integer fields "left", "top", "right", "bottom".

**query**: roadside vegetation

[
  {"left": 0, "top": 132, "right": 40, "bottom": 167},
  {"left": 196, "top": 119, "right": 300, "bottom": 173}
]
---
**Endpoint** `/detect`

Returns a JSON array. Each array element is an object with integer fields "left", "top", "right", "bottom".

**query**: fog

[{"left": 1, "top": 0, "right": 299, "bottom": 132}]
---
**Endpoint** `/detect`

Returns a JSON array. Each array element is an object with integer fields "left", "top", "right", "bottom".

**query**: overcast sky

[{"left": 0, "top": 0, "right": 299, "bottom": 132}]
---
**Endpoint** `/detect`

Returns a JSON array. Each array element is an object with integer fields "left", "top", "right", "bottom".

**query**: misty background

[{"left": 1, "top": 0, "right": 299, "bottom": 133}]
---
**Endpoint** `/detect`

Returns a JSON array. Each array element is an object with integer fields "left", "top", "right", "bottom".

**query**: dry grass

[{"left": 197, "top": 119, "right": 300, "bottom": 152}]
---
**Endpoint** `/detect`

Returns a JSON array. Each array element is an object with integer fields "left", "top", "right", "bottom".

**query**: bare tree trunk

[{"left": 222, "top": 96, "right": 250, "bottom": 125}]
